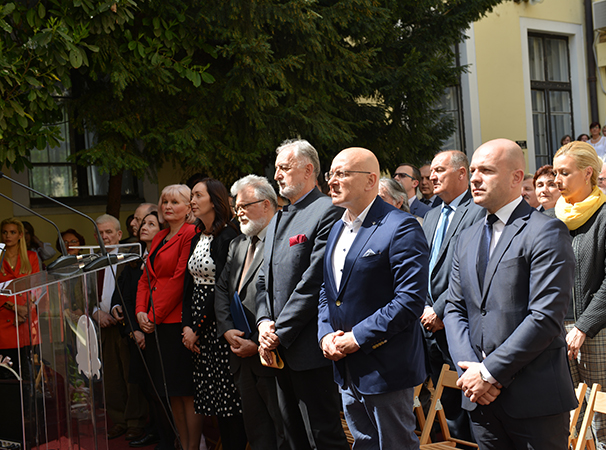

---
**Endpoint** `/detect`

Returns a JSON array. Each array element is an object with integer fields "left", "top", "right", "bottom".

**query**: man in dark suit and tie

[
  {"left": 256, "top": 139, "right": 349, "bottom": 450},
  {"left": 394, "top": 163, "right": 432, "bottom": 217},
  {"left": 94, "top": 214, "right": 147, "bottom": 441},
  {"left": 421, "top": 150, "right": 484, "bottom": 440},
  {"left": 215, "top": 175, "right": 284, "bottom": 450},
  {"left": 319, "top": 147, "right": 429, "bottom": 449},
  {"left": 443, "top": 139, "right": 578, "bottom": 449},
  {"left": 419, "top": 163, "right": 442, "bottom": 208}
]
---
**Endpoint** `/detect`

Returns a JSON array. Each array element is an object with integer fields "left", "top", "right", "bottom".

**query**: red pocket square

[{"left": 289, "top": 234, "right": 308, "bottom": 246}]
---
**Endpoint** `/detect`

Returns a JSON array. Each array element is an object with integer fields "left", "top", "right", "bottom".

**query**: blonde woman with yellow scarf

[{"left": 554, "top": 141, "right": 606, "bottom": 447}]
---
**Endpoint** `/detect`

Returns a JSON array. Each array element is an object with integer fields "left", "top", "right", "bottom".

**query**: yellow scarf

[{"left": 555, "top": 186, "right": 606, "bottom": 230}]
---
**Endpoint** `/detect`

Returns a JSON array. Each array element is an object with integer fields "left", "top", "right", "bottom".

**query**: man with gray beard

[
  {"left": 256, "top": 139, "right": 348, "bottom": 450},
  {"left": 214, "top": 175, "right": 285, "bottom": 450}
]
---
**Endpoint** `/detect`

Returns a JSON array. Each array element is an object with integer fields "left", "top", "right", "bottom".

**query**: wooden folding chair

[
  {"left": 569, "top": 383, "right": 588, "bottom": 449},
  {"left": 414, "top": 379, "right": 433, "bottom": 438},
  {"left": 340, "top": 411, "right": 354, "bottom": 448},
  {"left": 575, "top": 383, "right": 605, "bottom": 450},
  {"left": 419, "top": 364, "right": 478, "bottom": 449}
]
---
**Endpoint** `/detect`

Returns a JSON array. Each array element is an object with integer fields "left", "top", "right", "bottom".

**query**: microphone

[
  {"left": 82, "top": 253, "right": 141, "bottom": 272},
  {"left": 0, "top": 171, "right": 108, "bottom": 257},
  {"left": 0, "top": 191, "right": 84, "bottom": 270}
]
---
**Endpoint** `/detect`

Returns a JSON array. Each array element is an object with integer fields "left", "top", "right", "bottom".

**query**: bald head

[
  {"left": 328, "top": 147, "right": 380, "bottom": 216},
  {"left": 469, "top": 139, "right": 525, "bottom": 213}
]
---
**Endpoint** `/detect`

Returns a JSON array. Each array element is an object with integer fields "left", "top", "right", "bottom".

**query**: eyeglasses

[
  {"left": 234, "top": 199, "right": 265, "bottom": 214},
  {"left": 324, "top": 170, "right": 371, "bottom": 182},
  {"left": 63, "top": 239, "right": 80, "bottom": 245},
  {"left": 393, "top": 172, "right": 414, "bottom": 181}
]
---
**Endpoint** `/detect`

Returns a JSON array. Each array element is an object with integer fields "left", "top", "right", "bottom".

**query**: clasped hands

[
  {"left": 224, "top": 329, "right": 258, "bottom": 358},
  {"left": 3, "top": 301, "right": 29, "bottom": 325},
  {"left": 420, "top": 307, "right": 444, "bottom": 333},
  {"left": 456, "top": 361, "right": 501, "bottom": 406},
  {"left": 321, "top": 330, "right": 360, "bottom": 361},
  {"left": 182, "top": 326, "right": 200, "bottom": 354},
  {"left": 258, "top": 321, "right": 280, "bottom": 365}
]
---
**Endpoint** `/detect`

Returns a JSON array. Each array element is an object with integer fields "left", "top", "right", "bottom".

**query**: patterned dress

[{"left": 187, "top": 233, "right": 242, "bottom": 416}]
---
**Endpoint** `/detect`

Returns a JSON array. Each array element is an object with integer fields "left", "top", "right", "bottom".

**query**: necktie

[
  {"left": 239, "top": 236, "right": 259, "bottom": 292},
  {"left": 420, "top": 198, "right": 431, "bottom": 205},
  {"left": 477, "top": 214, "right": 499, "bottom": 290},
  {"left": 428, "top": 204, "right": 452, "bottom": 299}
]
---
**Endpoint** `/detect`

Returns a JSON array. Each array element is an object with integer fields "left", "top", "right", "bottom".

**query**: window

[
  {"left": 29, "top": 105, "right": 140, "bottom": 205},
  {"left": 440, "top": 45, "right": 465, "bottom": 152},
  {"left": 529, "top": 34, "right": 573, "bottom": 167}
]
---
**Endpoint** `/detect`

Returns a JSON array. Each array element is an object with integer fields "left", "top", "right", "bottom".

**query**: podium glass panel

[{"left": 0, "top": 260, "right": 136, "bottom": 450}]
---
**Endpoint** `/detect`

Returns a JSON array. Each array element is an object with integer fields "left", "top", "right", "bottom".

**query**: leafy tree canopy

[{"left": 2, "top": 0, "right": 502, "bottom": 191}]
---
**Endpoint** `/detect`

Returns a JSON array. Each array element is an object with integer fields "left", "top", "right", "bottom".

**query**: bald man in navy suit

[
  {"left": 320, "top": 147, "right": 429, "bottom": 449},
  {"left": 443, "top": 139, "right": 577, "bottom": 449}
]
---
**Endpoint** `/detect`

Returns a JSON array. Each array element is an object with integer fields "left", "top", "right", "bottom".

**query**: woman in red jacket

[
  {"left": 0, "top": 217, "right": 40, "bottom": 379},
  {"left": 136, "top": 185, "right": 197, "bottom": 450}
]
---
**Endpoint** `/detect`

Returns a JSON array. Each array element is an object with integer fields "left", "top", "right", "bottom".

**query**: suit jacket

[
  {"left": 318, "top": 197, "right": 429, "bottom": 395},
  {"left": 182, "top": 225, "right": 240, "bottom": 329},
  {"left": 422, "top": 190, "right": 485, "bottom": 319},
  {"left": 443, "top": 199, "right": 577, "bottom": 418},
  {"left": 135, "top": 223, "right": 196, "bottom": 324},
  {"left": 256, "top": 187, "right": 343, "bottom": 371},
  {"left": 410, "top": 197, "right": 432, "bottom": 218},
  {"left": 215, "top": 234, "right": 277, "bottom": 376},
  {"left": 111, "top": 261, "right": 143, "bottom": 337}
]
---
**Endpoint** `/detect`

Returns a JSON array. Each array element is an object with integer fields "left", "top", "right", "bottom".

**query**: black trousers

[{"left": 276, "top": 362, "right": 349, "bottom": 450}]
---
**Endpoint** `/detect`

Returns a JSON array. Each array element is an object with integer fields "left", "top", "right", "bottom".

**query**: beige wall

[{"left": 469, "top": 0, "right": 597, "bottom": 169}]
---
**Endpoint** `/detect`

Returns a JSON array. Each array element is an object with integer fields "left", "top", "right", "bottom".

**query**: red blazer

[
  {"left": 136, "top": 223, "right": 196, "bottom": 324},
  {"left": 0, "top": 251, "right": 41, "bottom": 349}
]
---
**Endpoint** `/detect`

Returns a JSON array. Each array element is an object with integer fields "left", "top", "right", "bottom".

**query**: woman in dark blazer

[
  {"left": 136, "top": 185, "right": 196, "bottom": 450},
  {"left": 182, "top": 178, "right": 245, "bottom": 450},
  {"left": 553, "top": 141, "right": 606, "bottom": 447}
]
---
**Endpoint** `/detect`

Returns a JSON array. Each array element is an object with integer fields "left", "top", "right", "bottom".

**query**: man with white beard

[{"left": 214, "top": 175, "right": 285, "bottom": 450}]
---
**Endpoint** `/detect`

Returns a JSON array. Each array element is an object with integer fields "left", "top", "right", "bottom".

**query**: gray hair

[
  {"left": 157, "top": 184, "right": 195, "bottom": 224},
  {"left": 276, "top": 138, "right": 321, "bottom": 179},
  {"left": 379, "top": 177, "right": 409, "bottom": 212},
  {"left": 96, "top": 214, "right": 121, "bottom": 231},
  {"left": 446, "top": 150, "right": 470, "bottom": 175},
  {"left": 139, "top": 202, "right": 158, "bottom": 214},
  {"left": 231, "top": 175, "right": 278, "bottom": 210}
]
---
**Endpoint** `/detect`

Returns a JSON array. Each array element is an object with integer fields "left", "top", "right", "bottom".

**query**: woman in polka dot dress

[{"left": 182, "top": 178, "right": 246, "bottom": 450}]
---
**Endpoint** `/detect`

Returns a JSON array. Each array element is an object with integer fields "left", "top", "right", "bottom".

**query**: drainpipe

[{"left": 586, "top": 0, "right": 600, "bottom": 122}]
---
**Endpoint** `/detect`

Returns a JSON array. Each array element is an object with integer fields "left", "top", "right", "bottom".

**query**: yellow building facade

[{"left": 458, "top": 0, "right": 605, "bottom": 170}]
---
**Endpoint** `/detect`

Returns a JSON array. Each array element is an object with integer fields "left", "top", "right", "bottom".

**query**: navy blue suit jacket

[
  {"left": 410, "top": 197, "right": 432, "bottom": 218},
  {"left": 318, "top": 197, "right": 429, "bottom": 395},
  {"left": 443, "top": 199, "right": 578, "bottom": 418}
]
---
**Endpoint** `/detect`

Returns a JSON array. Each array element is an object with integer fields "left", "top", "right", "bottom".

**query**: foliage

[
  {"left": 2, "top": 0, "right": 503, "bottom": 192},
  {"left": 0, "top": 0, "right": 211, "bottom": 173}
]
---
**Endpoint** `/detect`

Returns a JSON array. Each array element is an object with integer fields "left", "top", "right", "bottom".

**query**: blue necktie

[
  {"left": 477, "top": 214, "right": 499, "bottom": 290},
  {"left": 428, "top": 204, "right": 452, "bottom": 299}
]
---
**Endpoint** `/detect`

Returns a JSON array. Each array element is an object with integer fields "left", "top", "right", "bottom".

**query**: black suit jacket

[
  {"left": 215, "top": 233, "right": 277, "bottom": 376},
  {"left": 182, "top": 225, "right": 240, "bottom": 329},
  {"left": 256, "top": 187, "right": 343, "bottom": 371},
  {"left": 422, "top": 190, "right": 485, "bottom": 319},
  {"left": 410, "top": 197, "right": 432, "bottom": 218},
  {"left": 444, "top": 200, "right": 577, "bottom": 418}
]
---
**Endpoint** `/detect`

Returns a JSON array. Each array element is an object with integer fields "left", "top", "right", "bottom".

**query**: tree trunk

[{"left": 106, "top": 170, "right": 123, "bottom": 219}]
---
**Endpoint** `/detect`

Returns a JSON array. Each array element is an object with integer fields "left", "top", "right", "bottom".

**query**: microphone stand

[{"left": 0, "top": 171, "right": 108, "bottom": 257}]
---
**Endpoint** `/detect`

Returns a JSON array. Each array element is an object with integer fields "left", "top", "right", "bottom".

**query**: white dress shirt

[{"left": 332, "top": 199, "right": 376, "bottom": 289}]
